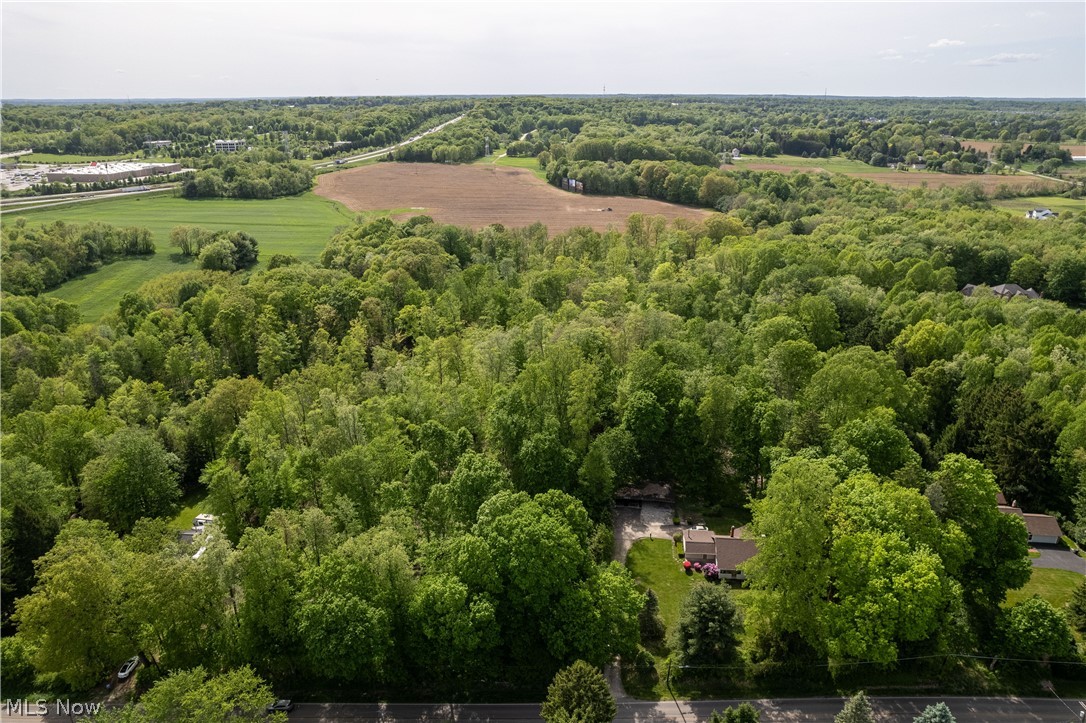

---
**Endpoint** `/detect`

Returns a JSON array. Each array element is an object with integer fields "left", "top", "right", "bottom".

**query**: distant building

[
  {"left": 212, "top": 139, "right": 247, "bottom": 153},
  {"left": 44, "top": 161, "right": 182, "bottom": 184},
  {"left": 960, "top": 283, "right": 1041, "bottom": 301},
  {"left": 143, "top": 140, "right": 172, "bottom": 148},
  {"left": 1025, "top": 208, "right": 1058, "bottom": 220}
]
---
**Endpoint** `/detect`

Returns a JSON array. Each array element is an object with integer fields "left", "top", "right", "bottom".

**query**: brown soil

[
  {"left": 314, "top": 163, "right": 709, "bottom": 233},
  {"left": 740, "top": 163, "right": 1061, "bottom": 193}
]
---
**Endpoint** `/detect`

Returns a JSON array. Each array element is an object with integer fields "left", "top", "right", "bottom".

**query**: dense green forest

[
  {"left": 3, "top": 153, "right": 1086, "bottom": 705},
  {"left": 1, "top": 220, "right": 156, "bottom": 295},
  {"left": 2, "top": 98, "right": 472, "bottom": 159}
]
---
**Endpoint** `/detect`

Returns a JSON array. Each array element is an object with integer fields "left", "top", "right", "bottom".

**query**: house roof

[
  {"left": 995, "top": 491, "right": 1007, "bottom": 506},
  {"left": 1023, "top": 513, "right": 1063, "bottom": 540},
  {"left": 683, "top": 528, "right": 716, "bottom": 556},
  {"left": 998, "top": 504, "right": 1025, "bottom": 520},
  {"left": 991, "top": 283, "right": 1041, "bottom": 300},
  {"left": 714, "top": 534, "right": 757, "bottom": 572},
  {"left": 614, "top": 482, "right": 674, "bottom": 501}
]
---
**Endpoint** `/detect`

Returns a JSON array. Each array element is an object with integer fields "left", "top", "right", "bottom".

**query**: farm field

[
  {"left": 5, "top": 193, "right": 355, "bottom": 320},
  {"left": 314, "top": 163, "right": 710, "bottom": 233},
  {"left": 737, "top": 155, "right": 1063, "bottom": 192},
  {"left": 993, "top": 195, "right": 1085, "bottom": 215},
  {"left": 960, "top": 139, "right": 1086, "bottom": 156}
]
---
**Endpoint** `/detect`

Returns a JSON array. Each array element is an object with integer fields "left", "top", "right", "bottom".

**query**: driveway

[
  {"left": 1031, "top": 544, "right": 1085, "bottom": 574},
  {"left": 613, "top": 503, "right": 680, "bottom": 563}
]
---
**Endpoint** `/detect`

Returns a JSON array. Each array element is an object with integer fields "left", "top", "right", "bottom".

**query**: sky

[{"left": 2, "top": 1, "right": 1084, "bottom": 99}]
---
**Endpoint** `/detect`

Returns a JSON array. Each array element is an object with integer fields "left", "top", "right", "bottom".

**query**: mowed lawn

[
  {"left": 992, "top": 195, "right": 1085, "bottom": 216},
  {"left": 5, "top": 193, "right": 356, "bottom": 320},
  {"left": 1005, "top": 567, "right": 1084, "bottom": 610},
  {"left": 625, "top": 538, "right": 697, "bottom": 633}
]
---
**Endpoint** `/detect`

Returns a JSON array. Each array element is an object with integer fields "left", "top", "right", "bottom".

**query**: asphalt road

[
  {"left": 311, "top": 114, "right": 466, "bottom": 169},
  {"left": 276, "top": 697, "right": 1085, "bottom": 722},
  {"left": 3, "top": 696, "right": 1084, "bottom": 722}
]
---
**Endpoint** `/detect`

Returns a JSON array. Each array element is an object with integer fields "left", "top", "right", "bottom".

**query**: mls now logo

[
  {"left": 3, "top": 699, "right": 103, "bottom": 716},
  {"left": 3, "top": 699, "right": 48, "bottom": 715}
]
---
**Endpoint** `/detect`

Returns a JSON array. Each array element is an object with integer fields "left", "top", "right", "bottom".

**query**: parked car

[
  {"left": 266, "top": 699, "right": 295, "bottom": 713},
  {"left": 118, "top": 656, "right": 140, "bottom": 680}
]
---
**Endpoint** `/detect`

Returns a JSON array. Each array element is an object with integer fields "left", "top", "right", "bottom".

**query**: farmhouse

[
  {"left": 682, "top": 526, "right": 758, "bottom": 580},
  {"left": 1025, "top": 208, "right": 1058, "bottom": 220}
]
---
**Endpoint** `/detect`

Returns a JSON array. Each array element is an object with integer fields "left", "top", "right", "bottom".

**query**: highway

[
  {"left": 311, "top": 114, "right": 466, "bottom": 169},
  {"left": 0, "top": 184, "right": 180, "bottom": 212}
]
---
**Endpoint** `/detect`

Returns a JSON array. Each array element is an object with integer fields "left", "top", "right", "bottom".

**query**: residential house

[
  {"left": 1025, "top": 208, "right": 1058, "bottom": 220},
  {"left": 997, "top": 500, "right": 1063, "bottom": 545},
  {"left": 681, "top": 525, "right": 758, "bottom": 580},
  {"left": 960, "top": 283, "right": 1041, "bottom": 300}
]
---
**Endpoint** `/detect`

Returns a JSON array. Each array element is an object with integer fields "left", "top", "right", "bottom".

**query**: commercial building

[
  {"left": 44, "top": 161, "right": 183, "bottom": 184},
  {"left": 213, "top": 139, "right": 247, "bottom": 153}
]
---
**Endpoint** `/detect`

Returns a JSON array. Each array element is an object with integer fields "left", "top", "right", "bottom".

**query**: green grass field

[
  {"left": 472, "top": 150, "right": 548, "bottom": 180},
  {"left": 1005, "top": 567, "right": 1084, "bottom": 610},
  {"left": 5, "top": 192, "right": 356, "bottom": 320},
  {"left": 734, "top": 154, "right": 885, "bottom": 174},
  {"left": 625, "top": 538, "right": 697, "bottom": 633},
  {"left": 170, "top": 490, "right": 211, "bottom": 532},
  {"left": 992, "top": 195, "right": 1085, "bottom": 215}
]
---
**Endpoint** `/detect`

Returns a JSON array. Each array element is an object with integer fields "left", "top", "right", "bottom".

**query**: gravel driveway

[{"left": 613, "top": 503, "right": 679, "bottom": 563}]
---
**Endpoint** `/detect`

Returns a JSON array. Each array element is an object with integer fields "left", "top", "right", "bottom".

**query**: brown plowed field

[
  {"left": 742, "top": 163, "right": 1061, "bottom": 193},
  {"left": 314, "top": 164, "right": 709, "bottom": 233}
]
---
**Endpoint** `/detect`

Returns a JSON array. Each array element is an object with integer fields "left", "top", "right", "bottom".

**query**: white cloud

[
  {"left": 966, "top": 52, "right": 1042, "bottom": 66},
  {"left": 878, "top": 49, "right": 904, "bottom": 61},
  {"left": 929, "top": 38, "right": 965, "bottom": 48}
]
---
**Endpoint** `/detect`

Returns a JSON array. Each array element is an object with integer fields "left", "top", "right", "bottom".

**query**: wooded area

[{"left": 2, "top": 95, "right": 1085, "bottom": 710}]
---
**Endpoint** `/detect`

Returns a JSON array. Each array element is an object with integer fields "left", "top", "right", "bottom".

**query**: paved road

[
  {"left": 0, "top": 184, "right": 179, "bottom": 212},
  {"left": 1032, "top": 545, "right": 1086, "bottom": 574},
  {"left": 280, "top": 697, "right": 1086, "bottom": 722},
  {"left": 312, "top": 114, "right": 466, "bottom": 169},
  {"left": 4, "top": 696, "right": 1083, "bottom": 722}
]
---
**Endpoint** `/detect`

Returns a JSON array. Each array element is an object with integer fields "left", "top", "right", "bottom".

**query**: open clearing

[
  {"left": 739, "top": 156, "right": 1062, "bottom": 193},
  {"left": 993, "top": 195, "right": 1085, "bottom": 215},
  {"left": 314, "top": 163, "right": 709, "bottom": 233},
  {"left": 6, "top": 193, "right": 354, "bottom": 320},
  {"left": 960, "top": 139, "right": 1086, "bottom": 156}
]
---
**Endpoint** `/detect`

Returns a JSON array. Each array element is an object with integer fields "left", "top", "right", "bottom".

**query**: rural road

[
  {"left": 312, "top": 114, "right": 466, "bottom": 169},
  {"left": 234, "top": 697, "right": 1086, "bottom": 722},
  {"left": 3, "top": 696, "right": 1083, "bottom": 722}
]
